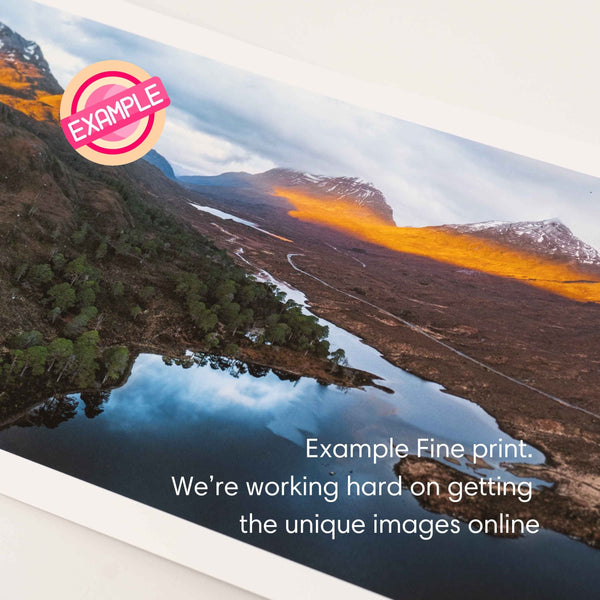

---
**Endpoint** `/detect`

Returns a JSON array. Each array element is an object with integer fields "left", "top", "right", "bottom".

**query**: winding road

[{"left": 287, "top": 253, "right": 600, "bottom": 421}]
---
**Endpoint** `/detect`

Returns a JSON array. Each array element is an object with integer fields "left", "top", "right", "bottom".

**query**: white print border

[
  {"left": 35, "top": 0, "right": 600, "bottom": 179},
  {"left": 0, "top": 450, "right": 386, "bottom": 600}
]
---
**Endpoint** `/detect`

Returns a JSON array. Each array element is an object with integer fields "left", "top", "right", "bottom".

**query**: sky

[{"left": 1, "top": 0, "right": 599, "bottom": 249}]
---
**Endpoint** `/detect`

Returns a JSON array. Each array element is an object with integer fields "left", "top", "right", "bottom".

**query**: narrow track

[{"left": 287, "top": 253, "right": 600, "bottom": 421}]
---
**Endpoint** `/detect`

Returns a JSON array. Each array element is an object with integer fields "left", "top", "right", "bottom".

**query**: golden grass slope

[
  {"left": 0, "top": 63, "right": 61, "bottom": 120},
  {"left": 275, "top": 188, "right": 600, "bottom": 304}
]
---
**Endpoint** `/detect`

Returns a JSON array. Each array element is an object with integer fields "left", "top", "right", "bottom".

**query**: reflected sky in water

[
  {"left": 1, "top": 351, "right": 598, "bottom": 600},
  {"left": 0, "top": 273, "right": 598, "bottom": 599},
  {"left": 104, "top": 353, "right": 543, "bottom": 477}
]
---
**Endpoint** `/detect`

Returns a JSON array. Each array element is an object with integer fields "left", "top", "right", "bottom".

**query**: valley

[
  {"left": 178, "top": 171, "right": 600, "bottom": 547},
  {"left": 0, "top": 14, "right": 598, "bottom": 582}
]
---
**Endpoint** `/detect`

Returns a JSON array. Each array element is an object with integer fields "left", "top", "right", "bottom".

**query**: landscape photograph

[{"left": 0, "top": 2, "right": 599, "bottom": 598}]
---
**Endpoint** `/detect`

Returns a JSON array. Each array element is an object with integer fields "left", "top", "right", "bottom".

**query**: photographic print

[{"left": 0, "top": 2, "right": 599, "bottom": 598}]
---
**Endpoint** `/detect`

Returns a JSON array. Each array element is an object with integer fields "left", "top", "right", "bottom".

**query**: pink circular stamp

[{"left": 60, "top": 60, "right": 170, "bottom": 166}]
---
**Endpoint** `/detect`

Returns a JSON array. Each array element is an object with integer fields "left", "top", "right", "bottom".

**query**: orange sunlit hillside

[
  {"left": 0, "top": 64, "right": 61, "bottom": 121},
  {"left": 274, "top": 187, "right": 600, "bottom": 304}
]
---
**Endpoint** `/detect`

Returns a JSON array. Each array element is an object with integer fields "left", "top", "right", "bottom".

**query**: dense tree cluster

[
  {"left": 1, "top": 160, "right": 343, "bottom": 399},
  {"left": 0, "top": 328, "right": 129, "bottom": 391},
  {"left": 0, "top": 95, "right": 355, "bottom": 437},
  {"left": 172, "top": 268, "right": 330, "bottom": 357}
]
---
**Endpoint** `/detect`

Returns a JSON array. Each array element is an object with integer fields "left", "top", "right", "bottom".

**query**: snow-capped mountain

[
  {"left": 445, "top": 218, "right": 600, "bottom": 265},
  {"left": 0, "top": 22, "right": 62, "bottom": 121},
  {"left": 0, "top": 22, "right": 62, "bottom": 95},
  {"left": 259, "top": 168, "right": 395, "bottom": 223},
  {"left": 180, "top": 167, "right": 395, "bottom": 224}
]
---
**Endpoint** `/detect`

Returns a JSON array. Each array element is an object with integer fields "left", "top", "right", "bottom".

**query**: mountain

[
  {"left": 0, "top": 22, "right": 62, "bottom": 120},
  {"left": 0, "top": 21, "right": 358, "bottom": 405},
  {"left": 444, "top": 219, "right": 600, "bottom": 266},
  {"left": 180, "top": 167, "right": 396, "bottom": 224},
  {"left": 180, "top": 171, "right": 257, "bottom": 188},
  {"left": 1, "top": 20, "right": 598, "bottom": 552},
  {"left": 143, "top": 149, "right": 176, "bottom": 180},
  {"left": 182, "top": 164, "right": 599, "bottom": 270},
  {"left": 259, "top": 168, "right": 395, "bottom": 223}
]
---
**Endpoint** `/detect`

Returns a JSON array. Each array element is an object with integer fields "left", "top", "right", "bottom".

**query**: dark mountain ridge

[
  {"left": 181, "top": 167, "right": 396, "bottom": 224},
  {"left": 443, "top": 218, "right": 600, "bottom": 266},
  {"left": 143, "top": 148, "right": 176, "bottom": 180},
  {"left": 0, "top": 22, "right": 363, "bottom": 411}
]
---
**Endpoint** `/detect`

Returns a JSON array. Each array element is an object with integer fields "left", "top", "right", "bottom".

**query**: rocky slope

[
  {"left": 0, "top": 22, "right": 62, "bottom": 120},
  {"left": 180, "top": 167, "right": 396, "bottom": 224},
  {"left": 444, "top": 219, "right": 600, "bottom": 266}
]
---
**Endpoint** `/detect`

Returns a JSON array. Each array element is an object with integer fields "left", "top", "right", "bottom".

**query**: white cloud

[
  {"left": 155, "top": 109, "right": 275, "bottom": 176},
  {"left": 35, "top": 40, "right": 86, "bottom": 87},
  {"left": 2, "top": 0, "right": 599, "bottom": 249}
]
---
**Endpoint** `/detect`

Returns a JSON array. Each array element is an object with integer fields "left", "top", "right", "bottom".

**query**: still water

[{"left": 0, "top": 278, "right": 598, "bottom": 599}]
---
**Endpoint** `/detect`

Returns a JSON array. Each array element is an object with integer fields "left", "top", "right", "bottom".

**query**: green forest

[{"left": 0, "top": 103, "right": 344, "bottom": 407}]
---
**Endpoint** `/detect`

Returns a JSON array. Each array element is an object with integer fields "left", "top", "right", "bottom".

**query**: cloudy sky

[{"left": 2, "top": 0, "right": 600, "bottom": 248}]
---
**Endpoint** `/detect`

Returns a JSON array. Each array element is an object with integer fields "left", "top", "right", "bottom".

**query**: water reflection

[
  {"left": 3, "top": 275, "right": 598, "bottom": 600},
  {"left": 11, "top": 349, "right": 543, "bottom": 481},
  {"left": 14, "top": 395, "right": 79, "bottom": 429},
  {"left": 1, "top": 345, "right": 598, "bottom": 599}
]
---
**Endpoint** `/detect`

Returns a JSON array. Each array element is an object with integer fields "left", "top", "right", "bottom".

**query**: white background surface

[
  {"left": 134, "top": 0, "right": 600, "bottom": 146},
  {"left": 130, "top": 0, "right": 600, "bottom": 176},
  {"left": 1, "top": 1, "right": 599, "bottom": 598},
  {"left": 0, "top": 494, "right": 263, "bottom": 600}
]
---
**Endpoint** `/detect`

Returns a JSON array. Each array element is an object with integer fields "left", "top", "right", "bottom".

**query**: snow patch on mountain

[
  {"left": 446, "top": 218, "right": 600, "bottom": 265},
  {"left": 0, "top": 21, "right": 62, "bottom": 94},
  {"left": 262, "top": 168, "right": 394, "bottom": 223}
]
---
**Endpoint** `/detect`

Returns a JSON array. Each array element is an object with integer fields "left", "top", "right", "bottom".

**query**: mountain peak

[
  {"left": 445, "top": 218, "right": 600, "bottom": 266},
  {"left": 260, "top": 168, "right": 395, "bottom": 223},
  {"left": 142, "top": 149, "right": 176, "bottom": 180},
  {"left": 0, "top": 21, "right": 62, "bottom": 120},
  {"left": 179, "top": 167, "right": 395, "bottom": 224},
  {"left": 264, "top": 167, "right": 374, "bottom": 189}
]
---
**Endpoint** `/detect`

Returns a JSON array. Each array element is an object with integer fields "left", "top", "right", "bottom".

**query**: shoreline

[{"left": 191, "top": 214, "right": 600, "bottom": 548}]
